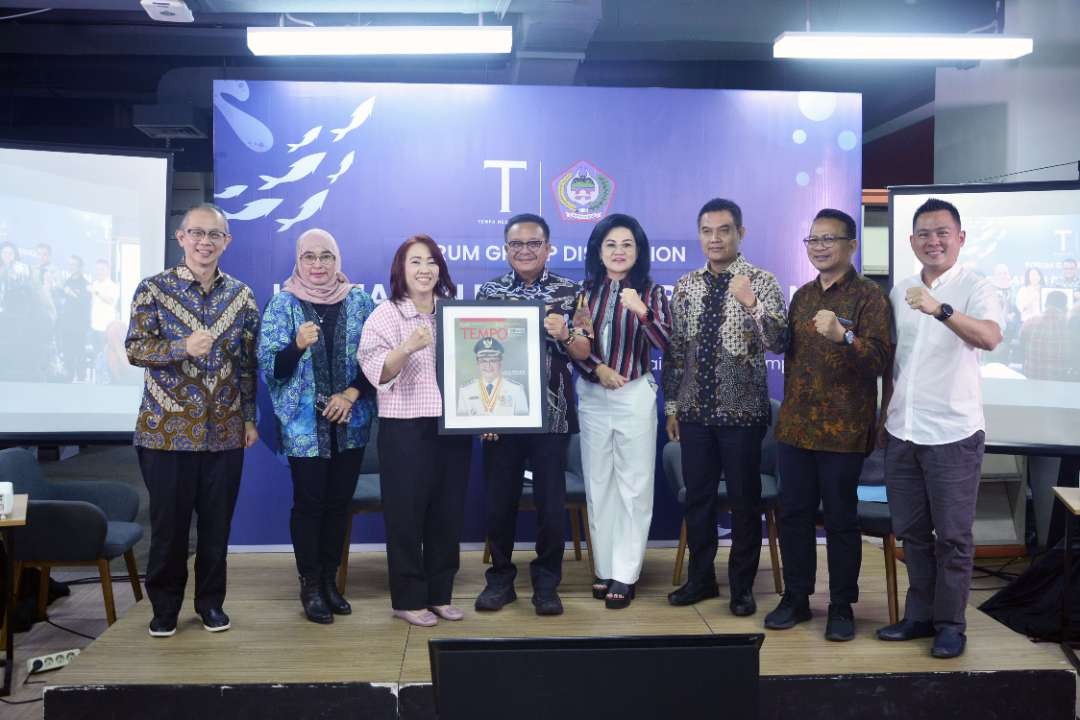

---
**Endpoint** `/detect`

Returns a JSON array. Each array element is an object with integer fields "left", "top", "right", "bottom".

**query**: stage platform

[{"left": 44, "top": 545, "right": 1074, "bottom": 719}]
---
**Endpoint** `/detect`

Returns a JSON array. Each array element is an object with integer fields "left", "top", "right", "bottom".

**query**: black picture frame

[{"left": 435, "top": 299, "right": 549, "bottom": 435}]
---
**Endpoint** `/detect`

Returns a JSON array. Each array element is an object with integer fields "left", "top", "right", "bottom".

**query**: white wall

[{"left": 934, "top": 0, "right": 1080, "bottom": 184}]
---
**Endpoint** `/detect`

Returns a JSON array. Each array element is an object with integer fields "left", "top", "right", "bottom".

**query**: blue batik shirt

[{"left": 126, "top": 264, "right": 260, "bottom": 452}]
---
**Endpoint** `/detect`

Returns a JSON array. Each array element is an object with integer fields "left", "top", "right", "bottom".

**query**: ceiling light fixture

[
  {"left": 773, "top": 32, "right": 1033, "bottom": 61},
  {"left": 246, "top": 26, "right": 513, "bottom": 56}
]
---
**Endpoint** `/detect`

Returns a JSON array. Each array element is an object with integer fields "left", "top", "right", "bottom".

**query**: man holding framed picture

[{"left": 473, "top": 213, "right": 580, "bottom": 616}]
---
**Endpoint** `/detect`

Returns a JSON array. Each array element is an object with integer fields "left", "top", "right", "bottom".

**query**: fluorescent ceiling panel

[
  {"left": 247, "top": 25, "right": 513, "bottom": 56},
  {"left": 773, "top": 32, "right": 1033, "bottom": 61}
]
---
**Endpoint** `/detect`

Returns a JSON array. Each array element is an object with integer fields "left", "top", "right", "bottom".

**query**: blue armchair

[
  {"left": 0, "top": 448, "right": 143, "bottom": 626},
  {"left": 336, "top": 418, "right": 383, "bottom": 594}
]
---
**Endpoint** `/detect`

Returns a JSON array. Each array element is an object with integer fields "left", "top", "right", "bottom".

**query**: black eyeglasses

[
  {"left": 506, "top": 240, "right": 546, "bottom": 253},
  {"left": 802, "top": 235, "right": 852, "bottom": 248}
]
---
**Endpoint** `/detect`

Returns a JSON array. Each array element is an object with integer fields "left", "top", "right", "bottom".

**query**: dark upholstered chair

[
  {"left": 0, "top": 447, "right": 143, "bottom": 627},
  {"left": 663, "top": 399, "right": 784, "bottom": 594},
  {"left": 481, "top": 433, "right": 593, "bottom": 574},
  {"left": 336, "top": 418, "right": 383, "bottom": 594}
]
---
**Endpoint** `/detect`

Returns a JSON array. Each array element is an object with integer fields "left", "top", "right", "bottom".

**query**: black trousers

[
  {"left": 482, "top": 432, "right": 569, "bottom": 594},
  {"left": 776, "top": 442, "right": 864, "bottom": 604},
  {"left": 136, "top": 447, "right": 244, "bottom": 618},
  {"left": 287, "top": 447, "right": 366, "bottom": 580},
  {"left": 378, "top": 417, "right": 472, "bottom": 610},
  {"left": 680, "top": 422, "right": 766, "bottom": 596}
]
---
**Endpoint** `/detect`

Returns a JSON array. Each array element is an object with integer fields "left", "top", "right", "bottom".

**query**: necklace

[{"left": 311, "top": 308, "right": 326, "bottom": 325}]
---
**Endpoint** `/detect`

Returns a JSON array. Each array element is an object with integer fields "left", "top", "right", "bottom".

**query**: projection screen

[{"left": 0, "top": 143, "right": 170, "bottom": 442}]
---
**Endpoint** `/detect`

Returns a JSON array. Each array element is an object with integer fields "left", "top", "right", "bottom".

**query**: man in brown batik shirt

[{"left": 765, "top": 208, "right": 893, "bottom": 642}]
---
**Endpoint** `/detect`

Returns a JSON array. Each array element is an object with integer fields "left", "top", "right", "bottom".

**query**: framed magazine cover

[{"left": 436, "top": 299, "right": 548, "bottom": 434}]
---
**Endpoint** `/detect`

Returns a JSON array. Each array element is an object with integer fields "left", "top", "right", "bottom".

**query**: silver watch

[{"left": 843, "top": 329, "right": 855, "bottom": 345}]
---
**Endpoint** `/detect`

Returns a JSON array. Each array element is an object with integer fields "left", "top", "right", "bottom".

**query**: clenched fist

[
  {"left": 401, "top": 324, "right": 434, "bottom": 354},
  {"left": 729, "top": 275, "right": 757, "bottom": 309},
  {"left": 185, "top": 329, "right": 214, "bottom": 358},
  {"left": 596, "top": 364, "right": 627, "bottom": 390},
  {"left": 544, "top": 312, "right": 569, "bottom": 341},
  {"left": 620, "top": 288, "right": 648, "bottom": 318},
  {"left": 295, "top": 321, "right": 320, "bottom": 350},
  {"left": 813, "top": 310, "right": 846, "bottom": 343},
  {"left": 905, "top": 286, "right": 942, "bottom": 316}
]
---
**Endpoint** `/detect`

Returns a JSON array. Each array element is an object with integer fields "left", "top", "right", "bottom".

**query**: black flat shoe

[
  {"left": 475, "top": 585, "right": 517, "bottom": 612},
  {"left": 533, "top": 593, "right": 564, "bottom": 616},
  {"left": 605, "top": 582, "right": 635, "bottom": 610},
  {"left": 876, "top": 618, "right": 935, "bottom": 642},
  {"left": 592, "top": 578, "right": 612, "bottom": 600},
  {"left": 668, "top": 581, "right": 720, "bottom": 607},
  {"left": 824, "top": 603, "right": 855, "bottom": 642},
  {"left": 729, "top": 590, "right": 757, "bottom": 617},
  {"left": 931, "top": 627, "right": 966, "bottom": 658}
]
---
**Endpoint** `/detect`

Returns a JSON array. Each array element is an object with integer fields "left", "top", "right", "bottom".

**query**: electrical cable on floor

[
  {"left": 0, "top": 697, "right": 43, "bottom": 705},
  {"left": 46, "top": 619, "right": 98, "bottom": 641},
  {"left": 63, "top": 574, "right": 145, "bottom": 586}
]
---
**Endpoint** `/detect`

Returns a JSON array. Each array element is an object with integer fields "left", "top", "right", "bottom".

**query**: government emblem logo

[{"left": 552, "top": 161, "right": 615, "bottom": 222}]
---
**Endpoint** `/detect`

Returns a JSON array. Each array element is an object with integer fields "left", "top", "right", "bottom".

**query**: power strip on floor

[{"left": 26, "top": 648, "right": 80, "bottom": 674}]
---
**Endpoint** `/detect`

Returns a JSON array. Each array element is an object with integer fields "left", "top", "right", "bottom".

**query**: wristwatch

[
  {"left": 843, "top": 329, "right": 855, "bottom": 345},
  {"left": 935, "top": 303, "right": 954, "bottom": 322}
]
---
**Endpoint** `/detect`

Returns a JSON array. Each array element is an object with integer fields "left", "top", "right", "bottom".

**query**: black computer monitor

[{"left": 429, "top": 633, "right": 764, "bottom": 720}]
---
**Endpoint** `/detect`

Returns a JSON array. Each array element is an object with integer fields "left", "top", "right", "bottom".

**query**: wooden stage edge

[{"left": 44, "top": 547, "right": 1075, "bottom": 720}]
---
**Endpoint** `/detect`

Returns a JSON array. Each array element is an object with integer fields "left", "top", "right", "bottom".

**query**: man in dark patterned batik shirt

[
  {"left": 664, "top": 198, "right": 788, "bottom": 617},
  {"left": 765, "top": 209, "right": 893, "bottom": 642},
  {"left": 125, "top": 203, "right": 260, "bottom": 638},
  {"left": 474, "top": 213, "right": 579, "bottom": 617}
]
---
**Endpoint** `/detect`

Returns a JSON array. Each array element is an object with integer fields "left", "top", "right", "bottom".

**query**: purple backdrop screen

[{"left": 212, "top": 80, "right": 862, "bottom": 545}]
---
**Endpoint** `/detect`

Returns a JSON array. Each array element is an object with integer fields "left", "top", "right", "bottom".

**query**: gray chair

[
  {"left": 336, "top": 417, "right": 383, "bottom": 594},
  {"left": 664, "top": 399, "right": 783, "bottom": 594},
  {"left": 481, "top": 433, "right": 593, "bottom": 574},
  {"left": 0, "top": 447, "right": 143, "bottom": 627}
]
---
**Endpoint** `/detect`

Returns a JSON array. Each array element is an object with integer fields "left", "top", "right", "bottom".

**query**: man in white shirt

[
  {"left": 90, "top": 257, "right": 120, "bottom": 348},
  {"left": 876, "top": 198, "right": 1003, "bottom": 659},
  {"left": 457, "top": 337, "right": 529, "bottom": 416}
]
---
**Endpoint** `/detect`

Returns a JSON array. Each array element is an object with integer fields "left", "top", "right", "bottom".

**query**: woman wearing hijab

[
  {"left": 565, "top": 213, "right": 671, "bottom": 609},
  {"left": 258, "top": 228, "right": 376, "bottom": 624}
]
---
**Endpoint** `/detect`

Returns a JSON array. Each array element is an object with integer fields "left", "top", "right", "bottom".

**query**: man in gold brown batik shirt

[
  {"left": 765, "top": 208, "right": 893, "bottom": 643},
  {"left": 125, "top": 202, "right": 260, "bottom": 638}
]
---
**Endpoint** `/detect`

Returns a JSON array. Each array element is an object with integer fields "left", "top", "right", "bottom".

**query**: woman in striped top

[{"left": 565, "top": 213, "right": 671, "bottom": 609}]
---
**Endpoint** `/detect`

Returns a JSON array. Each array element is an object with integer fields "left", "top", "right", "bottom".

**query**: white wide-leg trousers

[{"left": 576, "top": 375, "right": 658, "bottom": 585}]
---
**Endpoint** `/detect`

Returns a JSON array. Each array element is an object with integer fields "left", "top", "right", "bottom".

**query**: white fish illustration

[
  {"left": 327, "top": 151, "right": 355, "bottom": 184},
  {"left": 258, "top": 152, "right": 327, "bottom": 190},
  {"left": 214, "top": 184, "right": 248, "bottom": 200},
  {"left": 223, "top": 198, "right": 283, "bottom": 221},
  {"left": 287, "top": 125, "right": 323, "bottom": 153},
  {"left": 330, "top": 97, "right": 376, "bottom": 142},
  {"left": 213, "top": 80, "right": 274, "bottom": 153},
  {"left": 276, "top": 190, "right": 329, "bottom": 233}
]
